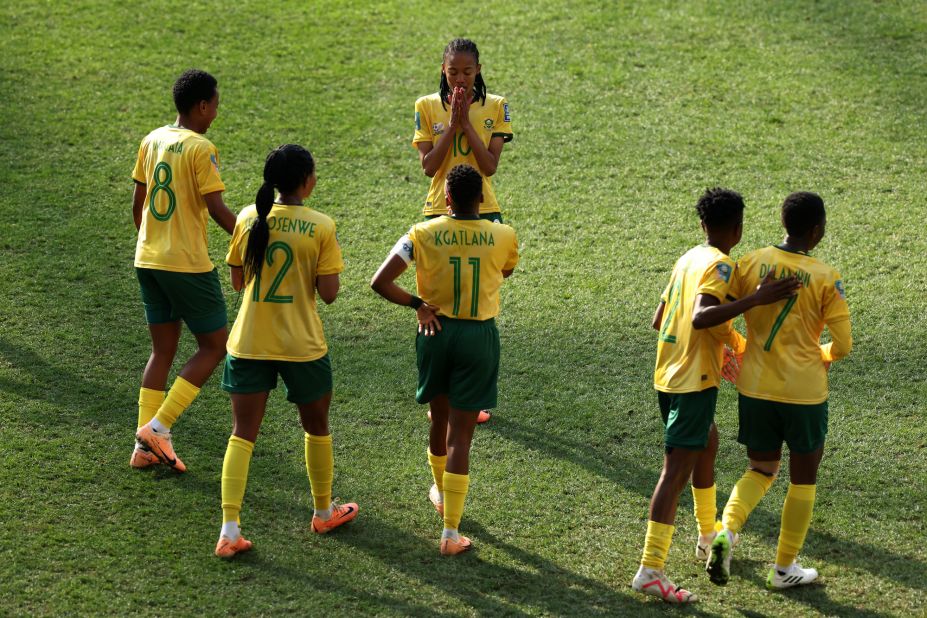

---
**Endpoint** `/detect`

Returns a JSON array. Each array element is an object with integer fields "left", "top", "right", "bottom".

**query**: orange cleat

[
  {"left": 429, "top": 484, "right": 444, "bottom": 516},
  {"left": 311, "top": 501, "right": 359, "bottom": 534},
  {"left": 215, "top": 534, "right": 253, "bottom": 558},
  {"left": 440, "top": 535, "right": 472, "bottom": 556},
  {"left": 129, "top": 441, "right": 160, "bottom": 469},
  {"left": 135, "top": 423, "right": 186, "bottom": 472}
]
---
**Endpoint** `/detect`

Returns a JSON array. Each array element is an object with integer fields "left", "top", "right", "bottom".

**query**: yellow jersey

[
  {"left": 654, "top": 244, "right": 740, "bottom": 393},
  {"left": 730, "top": 245, "right": 850, "bottom": 404},
  {"left": 412, "top": 93, "right": 513, "bottom": 217},
  {"left": 132, "top": 125, "right": 226, "bottom": 273},
  {"left": 395, "top": 216, "right": 518, "bottom": 320},
  {"left": 225, "top": 204, "right": 343, "bottom": 362}
]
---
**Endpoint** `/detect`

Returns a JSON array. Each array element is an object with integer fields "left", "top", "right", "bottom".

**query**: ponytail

[{"left": 243, "top": 181, "right": 274, "bottom": 283}]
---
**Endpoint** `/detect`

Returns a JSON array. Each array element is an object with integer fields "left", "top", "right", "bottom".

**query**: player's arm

[
  {"left": 370, "top": 236, "right": 442, "bottom": 335},
  {"left": 821, "top": 318, "right": 852, "bottom": 363},
  {"left": 316, "top": 274, "right": 339, "bottom": 305},
  {"left": 132, "top": 181, "right": 146, "bottom": 231},
  {"left": 204, "top": 191, "right": 236, "bottom": 234},
  {"left": 652, "top": 301, "right": 665, "bottom": 331},
  {"left": 230, "top": 266, "right": 244, "bottom": 291},
  {"left": 692, "top": 273, "right": 801, "bottom": 330},
  {"left": 502, "top": 268, "right": 515, "bottom": 279},
  {"left": 461, "top": 127, "right": 504, "bottom": 177},
  {"left": 417, "top": 135, "right": 455, "bottom": 178}
]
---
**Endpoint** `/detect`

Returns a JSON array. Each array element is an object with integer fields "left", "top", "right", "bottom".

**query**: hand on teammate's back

[{"left": 751, "top": 272, "right": 800, "bottom": 306}]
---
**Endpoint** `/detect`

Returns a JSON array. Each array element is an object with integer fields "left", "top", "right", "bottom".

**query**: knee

[{"left": 749, "top": 459, "right": 780, "bottom": 478}]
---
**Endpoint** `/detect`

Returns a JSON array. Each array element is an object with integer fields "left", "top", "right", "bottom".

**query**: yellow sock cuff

[
  {"left": 641, "top": 520, "right": 675, "bottom": 570},
  {"left": 746, "top": 469, "right": 776, "bottom": 492},
  {"left": 221, "top": 435, "right": 255, "bottom": 524},
  {"left": 428, "top": 450, "right": 448, "bottom": 492},
  {"left": 722, "top": 469, "right": 776, "bottom": 533},
  {"left": 137, "top": 388, "right": 165, "bottom": 429},
  {"left": 442, "top": 472, "right": 470, "bottom": 530},
  {"left": 691, "top": 484, "right": 717, "bottom": 536},
  {"left": 443, "top": 471, "right": 470, "bottom": 494},
  {"left": 787, "top": 483, "right": 816, "bottom": 501},
  {"left": 305, "top": 433, "right": 334, "bottom": 511},
  {"left": 154, "top": 377, "right": 201, "bottom": 429}
]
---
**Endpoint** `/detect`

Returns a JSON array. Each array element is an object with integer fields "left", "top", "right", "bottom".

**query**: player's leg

[
  {"left": 441, "top": 406, "right": 479, "bottom": 555},
  {"left": 427, "top": 394, "right": 449, "bottom": 515},
  {"left": 709, "top": 395, "right": 782, "bottom": 585},
  {"left": 634, "top": 389, "right": 714, "bottom": 603},
  {"left": 287, "top": 356, "right": 357, "bottom": 534},
  {"left": 692, "top": 422, "right": 719, "bottom": 560},
  {"left": 768, "top": 401, "right": 827, "bottom": 589}
]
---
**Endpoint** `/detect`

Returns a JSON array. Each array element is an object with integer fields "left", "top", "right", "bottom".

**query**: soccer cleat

[
  {"left": 706, "top": 529, "right": 735, "bottom": 585},
  {"left": 631, "top": 566, "right": 697, "bottom": 604},
  {"left": 697, "top": 523, "right": 739, "bottom": 561},
  {"left": 429, "top": 483, "right": 444, "bottom": 516},
  {"left": 311, "top": 501, "right": 359, "bottom": 534},
  {"left": 427, "top": 410, "right": 492, "bottom": 423},
  {"left": 135, "top": 423, "right": 186, "bottom": 472},
  {"left": 215, "top": 534, "right": 253, "bottom": 558},
  {"left": 766, "top": 562, "right": 819, "bottom": 589},
  {"left": 129, "top": 441, "right": 160, "bottom": 469},
  {"left": 440, "top": 534, "right": 472, "bottom": 556}
]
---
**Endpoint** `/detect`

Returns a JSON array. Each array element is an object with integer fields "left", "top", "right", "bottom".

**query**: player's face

[
  {"left": 201, "top": 90, "right": 220, "bottom": 132},
  {"left": 442, "top": 52, "right": 480, "bottom": 98}
]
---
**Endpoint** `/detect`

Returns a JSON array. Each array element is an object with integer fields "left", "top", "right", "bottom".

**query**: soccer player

[
  {"left": 632, "top": 188, "right": 800, "bottom": 603},
  {"left": 215, "top": 144, "right": 357, "bottom": 558},
  {"left": 371, "top": 164, "right": 518, "bottom": 555},
  {"left": 413, "top": 38, "right": 514, "bottom": 424},
  {"left": 131, "top": 69, "right": 237, "bottom": 472},
  {"left": 706, "top": 192, "right": 851, "bottom": 589}
]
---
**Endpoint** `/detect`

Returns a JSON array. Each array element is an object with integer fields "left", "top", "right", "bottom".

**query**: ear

[{"left": 476, "top": 63, "right": 482, "bottom": 75}]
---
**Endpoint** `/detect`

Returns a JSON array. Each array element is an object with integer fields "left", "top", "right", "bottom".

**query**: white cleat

[
  {"left": 767, "top": 561, "right": 819, "bottom": 589},
  {"left": 632, "top": 566, "right": 697, "bottom": 604}
]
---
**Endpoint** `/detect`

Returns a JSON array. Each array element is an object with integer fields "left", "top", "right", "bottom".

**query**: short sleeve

[
  {"left": 226, "top": 216, "right": 246, "bottom": 267},
  {"left": 317, "top": 221, "right": 344, "bottom": 276},
  {"left": 493, "top": 98, "right": 513, "bottom": 143},
  {"left": 194, "top": 143, "right": 225, "bottom": 196},
  {"left": 822, "top": 271, "right": 850, "bottom": 324},
  {"left": 413, "top": 98, "right": 431, "bottom": 146},
  {"left": 727, "top": 260, "right": 746, "bottom": 301},
  {"left": 132, "top": 140, "right": 147, "bottom": 183},
  {"left": 503, "top": 228, "right": 519, "bottom": 271},
  {"left": 696, "top": 257, "right": 735, "bottom": 302}
]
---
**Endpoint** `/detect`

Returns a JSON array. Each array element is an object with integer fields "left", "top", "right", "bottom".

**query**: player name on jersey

[
  {"left": 758, "top": 263, "right": 812, "bottom": 287},
  {"left": 432, "top": 229, "right": 496, "bottom": 247},
  {"left": 245, "top": 215, "right": 317, "bottom": 237}
]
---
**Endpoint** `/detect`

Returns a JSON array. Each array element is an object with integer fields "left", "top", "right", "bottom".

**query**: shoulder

[
  {"left": 186, "top": 132, "right": 217, "bottom": 151},
  {"left": 484, "top": 93, "right": 508, "bottom": 107},
  {"left": 236, "top": 204, "right": 258, "bottom": 223},
  {"left": 308, "top": 208, "right": 337, "bottom": 232},
  {"left": 416, "top": 93, "right": 442, "bottom": 108}
]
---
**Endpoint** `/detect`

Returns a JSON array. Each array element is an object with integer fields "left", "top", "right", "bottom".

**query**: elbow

[
  {"left": 691, "top": 315, "right": 709, "bottom": 330},
  {"left": 422, "top": 164, "right": 436, "bottom": 178},
  {"left": 370, "top": 277, "right": 385, "bottom": 296},
  {"left": 832, "top": 337, "right": 853, "bottom": 361},
  {"left": 320, "top": 293, "right": 337, "bottom": 305}
]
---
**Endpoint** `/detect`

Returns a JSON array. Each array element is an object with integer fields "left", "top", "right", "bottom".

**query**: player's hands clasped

[
  {"left": 417, "top": 303, "right": 443, "bottom": 336},
  {"left": 448, "top": 86, "right": 469, "bottom": 131}
]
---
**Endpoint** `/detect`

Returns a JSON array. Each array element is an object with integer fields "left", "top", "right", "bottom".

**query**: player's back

[
  {"left": 654, "top": 244, "right": 735, "bottom": 393},
  {"left": 227, "top": 204, "right": 342, "bottom": 362},
  {"left": 733, "top": 246, "right": 849, "bottom": 404},
  {"left": 410, "top": 216, "right": 518, "bottom": 320},
  {"left": 133, "top": 125, "right": 224, "bottom": 272}
]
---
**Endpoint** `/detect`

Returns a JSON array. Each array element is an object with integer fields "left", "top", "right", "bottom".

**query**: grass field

[{"left": 2, "top": 0, "right": 926, "bottom": 615}]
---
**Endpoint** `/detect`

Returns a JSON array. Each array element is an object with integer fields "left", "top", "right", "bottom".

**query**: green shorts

[
  {"left": 737, "top": 394, "right": 828, "bottom": 454},
  {"left": 221, "top": 354, "right": 332, "bottom": 404},
  {"left": 136, "top": 267, "right": 227, "bottom": 334},
  {"left": 416, "top": 317, "right": 499, "bottom": 411},
  {"left": 657, "top": 387, "right": 718, "bottom": 450},
  {"left": 424, "top": 212, "right": 503, "bottom": 223}
]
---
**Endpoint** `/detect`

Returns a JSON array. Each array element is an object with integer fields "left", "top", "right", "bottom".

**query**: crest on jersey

[
  {"left": 503, "top": 103, "right": 510, "bottom": 122},
  {"left": 484, "top": 118, "right": 494, "bottom": 130},
  {"left": 715, "top": 262, "right": 732, "bottom": 283},
  {"left": 433, "top": 122, "right": 444, "bottom": 136},
  {"left": 415, "top": 111, "right": 421, "bottom": 131},
  {"left": 210, "top": 153, "right": 220, "bottom": 172},
  {"left": 835, "top": 279, "right": 846, "bottom": 299}
]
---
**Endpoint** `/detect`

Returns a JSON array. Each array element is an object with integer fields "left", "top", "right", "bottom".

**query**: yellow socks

[
  {"left": 137, "top": 388, "right": 164, "bottom": 429},
  {"left": 722, "top": 469, "right": 775, "bottom": 534},
  {"left": 641, "top": 521, "right": 675, "bottom": 570},
  {"left": 221, "top": 436, "right": 254, "bottom": 525},
  {"left": 153, "top": 377, "right": 200, "bottom": 429},
  {"left": 428, "top": 450, "right": 447, "bottom": 493},
  {"left": 776, "top": 484, "right": 816, "bottom": 567},
  {"left": 692, "top": 484, "right": 717, "bottom": 536},
  {"left": 305, "top": 433, "right": 334, "bottom": 511},
  {"left": 442, "top": 472, "right": 470, "bottom": 530}
]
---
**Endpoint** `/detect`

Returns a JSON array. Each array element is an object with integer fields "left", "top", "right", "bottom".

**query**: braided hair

[
  {"left": 242, "top": 144, "right": 315, "bottom": 283},
  {"left": 439, "top": 38, "right": 487, "bottom": 110}
]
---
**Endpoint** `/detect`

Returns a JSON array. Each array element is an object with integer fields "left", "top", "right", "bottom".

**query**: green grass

[{"left": 2, "top": 0, "right": 926, "bottom": 615}]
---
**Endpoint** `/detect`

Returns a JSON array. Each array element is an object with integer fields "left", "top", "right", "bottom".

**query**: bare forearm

[
  {"left": 693, "top": 296, "right": 757, "bottom": 329},
  {"left": 371, "top": 279, "right": 415, "bottom": 307},
  {"left": 461, "top": 124, "right": 498, "bottom": 176},
  {"left": 132, "top": 182, "right": 146, "bottom": 231},
  {"left": 422, "top": 131, "right": 456, "bottom": 177}
]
